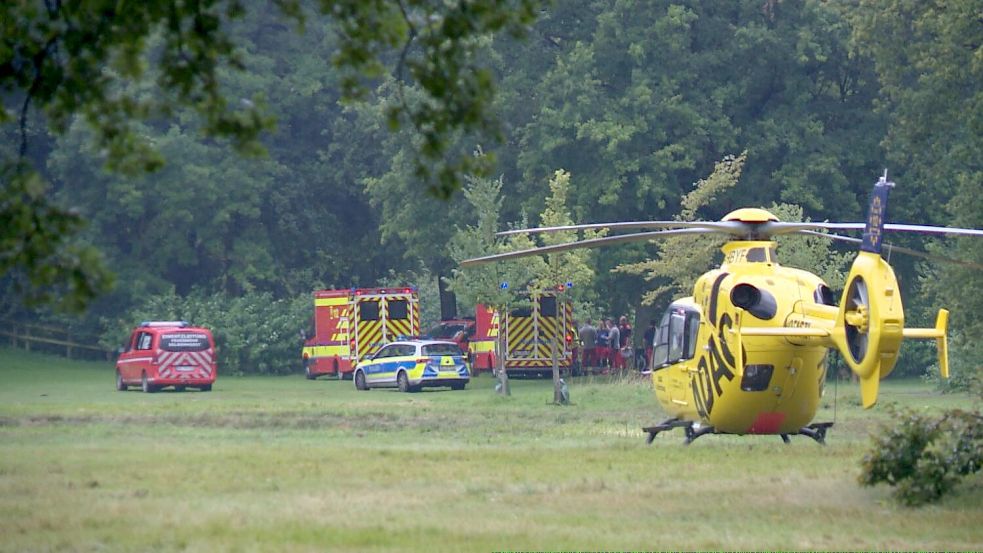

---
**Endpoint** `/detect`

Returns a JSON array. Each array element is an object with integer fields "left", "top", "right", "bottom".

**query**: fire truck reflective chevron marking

[
  {"left": 538, "top": 316, "right": 559, "bottom": 358},
  {"left": 156, "top": 350, "right": 213, "bottom": 379},
  {"left": 357, "top": 320, "right": 382, "bottom": 361},
  {"left": 509, "top": 317, "right": 534, "bottom": 350},
  {"left": 387, "top": 318, "right": 411, "bottom": 339},
  {"left": 157, "top": 350, "right": 213, "bottom": 370}
]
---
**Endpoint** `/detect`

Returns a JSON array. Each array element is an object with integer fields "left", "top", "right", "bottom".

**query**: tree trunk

[
  {"left": 496, "top": 329, "right": 510, "bottom": 396},
  {"left": 437, "top": 273, "right": 458, "bottom": 320},
  {"left": 551, "top": 333, "right": 563, "bottom": 404}
]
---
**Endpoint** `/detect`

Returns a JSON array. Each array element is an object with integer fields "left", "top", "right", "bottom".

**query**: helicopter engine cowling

[
  {"left": 831, "top": 251, "right": 904, "bottom": 408},
  {"left": 729, "top": 283, "right": 777, "bottom": 321}
]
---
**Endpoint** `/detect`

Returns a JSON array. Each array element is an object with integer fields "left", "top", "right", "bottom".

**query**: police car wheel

[
  {"left": 355, "top": 371, "right": 368, "bottom": 391},
  {"left": 397, "top": 371, "right": 411, "bottom": 393},
  {"left": 451, "top": 382, "right": 466, "bottom": 391}
]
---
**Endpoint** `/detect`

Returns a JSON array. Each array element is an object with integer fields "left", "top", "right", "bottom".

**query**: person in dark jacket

[{"left": 643, "top": 319, "right": 657, "bottom": 373}]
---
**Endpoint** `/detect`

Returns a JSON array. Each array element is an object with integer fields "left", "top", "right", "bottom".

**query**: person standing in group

[
  {"left": 595, "top": 319, "right": 610, "bottom": 372},
  {"left": 618, "top": 315, "right": 632, "bottom": 370},
  {"left": 578, "top": 318, "right": 597, "bottom": 374},
  {"left": 643, "top": 319, "right": 657, "bottom": 373},
  {"left": 606, "top": 319, "right": 621, "bottom": 372}
]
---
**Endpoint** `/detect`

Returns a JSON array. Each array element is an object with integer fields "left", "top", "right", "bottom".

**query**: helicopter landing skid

[
  {"left": 643, "top": 419, "right": 716, "bottom": 445},
  {"left": 645, "top": 420, "right": 834, "bottom": 445},
  {"left": 780, "top": 422, "right": 835, "bottom": 445}
]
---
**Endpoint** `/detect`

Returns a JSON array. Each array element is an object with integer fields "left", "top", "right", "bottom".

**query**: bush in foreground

[{"left": 859, "top": 405, "right": 982, "bottom": 506}]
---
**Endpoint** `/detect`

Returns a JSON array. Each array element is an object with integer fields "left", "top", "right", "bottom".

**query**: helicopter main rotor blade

[
  {"left": 797, "top": 230, "right": 983, "bottom": 270},
  {"left": 496, "top": 220, "right": 747, "bottom": 237},
  {"left": 461, "top": 228, "right": 721, "bottom": 268},
  {"left": 771, "top": 222, "right": 983, "bottom": 238}
]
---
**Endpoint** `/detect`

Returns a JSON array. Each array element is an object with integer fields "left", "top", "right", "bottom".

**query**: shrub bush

[
  {"left": 859, "top": 405, "right": 983, "bottom": 506},
  {"left": 103, "top": 290, "right": 309, "bottom": 375}
]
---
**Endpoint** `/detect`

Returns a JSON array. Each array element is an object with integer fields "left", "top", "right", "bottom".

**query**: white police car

[{"left": 353, "top": 340, "right": 470, "bottom": 392}]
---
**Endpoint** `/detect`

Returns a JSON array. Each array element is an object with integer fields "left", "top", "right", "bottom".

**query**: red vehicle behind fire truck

[
  {"left": 302, "top": 287, "right": 420, "bottom": 379},
  {"left": 424, "top": 317, "right": 475, "bottom": 353},
  {"left": 462, "top": 293, "right": 576, "bottom": 376}
]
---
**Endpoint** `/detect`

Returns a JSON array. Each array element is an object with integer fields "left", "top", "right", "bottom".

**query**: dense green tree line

[{"left": 2, "top": 0, "right": 979, "bottom": 376}]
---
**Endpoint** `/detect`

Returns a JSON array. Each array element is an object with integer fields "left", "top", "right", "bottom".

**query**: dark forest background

[{"left": 2, "top": 1, "right": 979, "bottom": 377}]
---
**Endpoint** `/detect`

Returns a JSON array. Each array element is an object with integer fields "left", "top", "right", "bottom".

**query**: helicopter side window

[
  {"left": 652, "top": 306, "right": 701, "bottom": 368},
  {"left": 652, "top": 311, "right": 671, "bottom": 367}
]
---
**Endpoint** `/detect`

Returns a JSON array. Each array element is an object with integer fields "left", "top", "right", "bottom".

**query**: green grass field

[{"left": 1, "top": 347, "right": 980, "bottom": 552}]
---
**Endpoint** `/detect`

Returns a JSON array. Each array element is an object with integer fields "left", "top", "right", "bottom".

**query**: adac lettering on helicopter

[{"left": 691, "top": 273, "right": 737, "bottom": 419}]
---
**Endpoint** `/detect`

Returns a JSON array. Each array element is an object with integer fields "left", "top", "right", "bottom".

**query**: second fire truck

[{"left": 466, "top": 291, "right": 576, "bottom": 377}]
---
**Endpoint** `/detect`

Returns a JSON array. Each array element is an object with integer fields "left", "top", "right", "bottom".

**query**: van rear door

[{"left": 157, "top": 331, "right": 214, "bottom": 380}]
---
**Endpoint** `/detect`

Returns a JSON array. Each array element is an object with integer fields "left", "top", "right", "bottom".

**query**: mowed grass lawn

[{"left": 1, "top": 347, "right": 981, "bottom": 552}]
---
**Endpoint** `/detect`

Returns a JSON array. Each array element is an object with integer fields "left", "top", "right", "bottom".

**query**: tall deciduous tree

[
  {"left": 502, "top": 1, "right": 886, "bottom": 319},
  {"left": 615, "top": 154, "right": 745, "bottom": 306},
  {"left": 446, "top": 173, "right": 543, "bottom": 396},
  {"left": 531, "top": 169, "right": 602, "bottom": 402},
  {"left": 851, "top": 0, "right": 983, "bottom": 382},
  {"left": 1, "top": 0, "right": 539, "bottom": 310}
]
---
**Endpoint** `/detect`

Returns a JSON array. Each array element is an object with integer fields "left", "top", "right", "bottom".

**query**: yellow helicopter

[{"left": 462, "top": 173, "right": 983, "bottom": 444}]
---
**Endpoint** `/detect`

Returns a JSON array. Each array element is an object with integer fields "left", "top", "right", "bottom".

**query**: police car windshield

[
  {"left": 423, "top": 344, "right": 462, "bottom": 356},
  {"left": 160, "top": 332, "right": 210, "bottom": 352},
  {"left": 426, "top": 323, "right": 465, "bottom": 339}
]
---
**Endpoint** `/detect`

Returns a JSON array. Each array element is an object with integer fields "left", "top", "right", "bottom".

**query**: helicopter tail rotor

[
  {"left": 829, "top": 173, "right": 951, "bottom": 407},
  {"left": 832, "top": 252, "right": 904, "bottom": 408}
]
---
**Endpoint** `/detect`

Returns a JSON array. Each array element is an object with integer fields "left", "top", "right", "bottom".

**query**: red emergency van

[{"left": 115, "top": 321, "right": 217, "bottom": 393}]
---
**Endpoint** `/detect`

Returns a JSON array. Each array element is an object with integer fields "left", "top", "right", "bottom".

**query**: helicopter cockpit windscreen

[{"left": 652, "top": 303, "right": 700, "bottom": 369}]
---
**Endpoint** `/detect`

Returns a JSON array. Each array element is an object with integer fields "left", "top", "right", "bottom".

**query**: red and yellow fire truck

[
  {"left": 467, "top": 292, "right": 576, "bottom": 376},
  {"left": 302, "top": 287, "right": 420, "bottom": 379}
]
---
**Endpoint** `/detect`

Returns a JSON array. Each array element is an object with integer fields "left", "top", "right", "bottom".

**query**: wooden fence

[{"left": 0, "top": 320, "right": 113, "bottom": 361}]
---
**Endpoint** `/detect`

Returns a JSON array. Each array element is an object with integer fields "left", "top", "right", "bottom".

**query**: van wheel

[
  {"left": 397, "top": 371, "right": 411, "bottom": 393},
  {"left": 116, "top": 371, "right": 127, "bottom": 391},
  {"left": 199, "top": 384, "right": 212, "bottom": 392},
  {"left": 141, "top": 372, "right": 156, "bottom": 393},
  {"left": 354, "top": 370, "right": 368, "bottom": 391}
]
